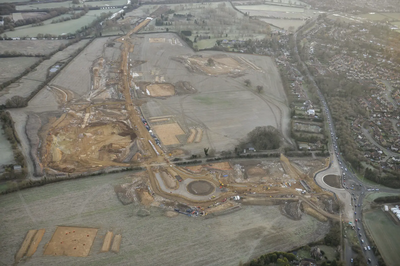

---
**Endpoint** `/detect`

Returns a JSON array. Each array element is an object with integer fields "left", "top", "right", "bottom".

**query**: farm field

[
  {"left": 16, "top": 0, "right": 127, "bottom": 11},
  {"left": 234, "top": 3, "right": 319, "bottom": 29},
  {"left": 237, "top": 0, "right": 308, "bottom": 6},
  {"left": 364, "top": 209, "right": 400, "bottom": 266},
  {"left": 140, "top": 2, "right": 272, "bottom": 49},
  {"left": 0, "top": 57, "right": 40, "bottom": 84},
  {"left": 0, "top": 171, "right": 330, "bottom": 266},
  {"left": 237, "top": 4, "right": 305, "bottom": 13},
  {"left": 132, "top": 33, "right": 290, "bottom": 153},
  {"left": 359, "top": 12, "right": 400, "bottom": 21},
  {"left": 50, "top": 37, "right": 114, "bottom": 97},
  {"left": 259, "top": 18, "right": 306, "bottom": 30},
  {"left": 0, "top": 39, "right": 69, "bottom": 55},
  {"left": 0, "top": 0, "right": 29, "bottom": 2},
  {"left": 358, "top": 13, "right": 389, "bottom": 21},
  {"left": 0, "top": 39, "right": 90, "bottom": 105},
  {"left": 4, "top": 10, "right": 115, "bottom": 38}
]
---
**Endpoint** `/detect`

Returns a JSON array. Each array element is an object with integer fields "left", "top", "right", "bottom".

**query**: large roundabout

[{"left": 186, "top": 180, "right": 215, "bottom": 196}]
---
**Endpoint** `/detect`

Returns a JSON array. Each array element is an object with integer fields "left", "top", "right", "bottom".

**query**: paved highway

[{"left": 291, "top": 28, "right": 400, "bottom": 265}]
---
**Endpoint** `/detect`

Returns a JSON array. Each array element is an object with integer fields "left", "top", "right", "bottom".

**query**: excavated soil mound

[{"left": 187, "top": 180, "right": 214, "bottom": 196}]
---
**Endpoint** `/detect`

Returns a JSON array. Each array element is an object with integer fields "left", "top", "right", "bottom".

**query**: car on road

[
  {"left": 351, "top": 258, "right": 353, "bottom": 263},
  {"left": 367, "top": 258, "right": 371, "bottom": 263},
  {"left": 367, "top": 246, "right": 371, "bottom": 250},
  {"left": 358, "top": 227, "right": 360, "bottom": 230},
  {"left": 364, "top": 247, "right": 368, "bottom": 251},
  {"left": 361, "top": 239, "right": 365, "bottom": 243}
]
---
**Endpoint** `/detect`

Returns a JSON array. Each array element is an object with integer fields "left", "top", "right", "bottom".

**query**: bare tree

[
  {"left": 256, "top": 85, "right": 263, "bottom": 93},
  {"left": 244, "top": 79, "right": 251, "bottom": 87}
]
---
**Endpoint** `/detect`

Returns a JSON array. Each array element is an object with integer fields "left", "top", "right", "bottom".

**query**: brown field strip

[
  {"left": 111, "top": 235, "right": 122, "bottom": 253},
  {"left": 101, "top": 231, "right": 113, "bottom": 252},
  {"left": 187, "top": 128, "right": 196, "bottom": 143},
  {"left": 26, "top": 229, "right": 45, "bottom": 257},
  {"left": 194, "top": 128, "right": 203, "bottom": 143},
  {"left": 15, "top": 230, "right": 37, "bottom": 262}
]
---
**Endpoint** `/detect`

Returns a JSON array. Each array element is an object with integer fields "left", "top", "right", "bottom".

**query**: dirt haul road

[{"left": 116, "top": 19, "right": 163, "bottom": 160}]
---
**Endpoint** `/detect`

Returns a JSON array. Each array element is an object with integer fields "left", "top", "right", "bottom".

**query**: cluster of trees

[
  {"left": 244, "top": 251, "right": 296, "bottom": 266},
  {"left": 0, "top": 111, "right": 26, "bottom": 180},
  {"left": 0, "top": 3, "right": 15, "bottom": 15},
  {"left": 374, "top": 195, "right": 400, "bottom": 204},
  {"left": 51, "top": 7, "right": 89, "bottom": 24},
  {"left": 323, "top": 221, "right": 340, "bottom": 247},
  {"left": 364, "top": 167, "right": 400, "bottom": 188},
  {"left": 1, "top": 7, "right": 70, "bottom": 33},
  {"left": 237, "top": 126, "right": 281, "bottom": 151}
]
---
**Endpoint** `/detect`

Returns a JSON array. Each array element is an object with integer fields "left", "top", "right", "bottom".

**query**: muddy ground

[{"left": 0, "top": 172, "right": 330, "bottom": 266}]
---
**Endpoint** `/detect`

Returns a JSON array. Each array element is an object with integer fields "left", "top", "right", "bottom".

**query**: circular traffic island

[
  {"left": 186, "top": 180, "right": 215, "bottom": 196},
  {"left": 323, "top": 175, "right": 341, "bottom": 188}
]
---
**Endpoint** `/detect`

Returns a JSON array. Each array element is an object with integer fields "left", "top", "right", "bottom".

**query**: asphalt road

[{"left": 291, "top": 28, "right": 400, "bottom": 265}]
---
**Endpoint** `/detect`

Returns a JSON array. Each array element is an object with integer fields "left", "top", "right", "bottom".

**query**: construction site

[
  {"left": 0, "top": 14, "right": 340, "bottom": 266},
  {"left": 19, "top": 12, "right": 342, "bottom": 221}
]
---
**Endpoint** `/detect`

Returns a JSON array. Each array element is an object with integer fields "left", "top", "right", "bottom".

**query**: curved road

[{"left": 293, "top": 28, "right": 400, "bottom": 265}]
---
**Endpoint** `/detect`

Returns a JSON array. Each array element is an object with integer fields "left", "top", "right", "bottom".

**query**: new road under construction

[
  {"left": 36, "top": 14, "right": 343, "bottom": 222},
  {"left": 5, "top": 12, "right": 345, "bottom": 265}
]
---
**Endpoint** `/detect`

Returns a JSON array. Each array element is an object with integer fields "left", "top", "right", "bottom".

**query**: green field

[
  {"left": 364, "top": 209, "right": 400, "bottom": 266},
  {"left": 4, "top": 9, "right": 114, "bottom": 38},
  {"left": 16, "top": 0, "right": 127, "bottom": 11}
]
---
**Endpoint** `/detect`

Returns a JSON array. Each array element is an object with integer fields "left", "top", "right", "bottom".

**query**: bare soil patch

[
  {"left": 187, "top": 180, "right": 215, "bottom": 196},
  {"left": 152, "top": 123, "right": 185, "bottom": 145},
  {"left": 146, "top": 83, "right": 175, "bottom": 97},
  {"left": 42, "top": 118, "right": 134, "bottom": 173},
  {"left": 186, "top": 55, "right": 245, "bottom": 75},
  {"left": 15, "top": 230, "right": 37, "bottom": 263},
  {"left": 136, "top": 189, "right": 154, "bottom": 206},
  {"left": 323, "top": 175, "right": 341, "bottom": 188},
  {"left": 247, "top": 166, "right": 266, "bottom": 177},
  {"left": 186, "top": 128, "right": 196, "bottom": 143},
  {"left": 101, "top": 231, "right": 113, "bottom": 252},
  {"left": 161, "top": 171, "right": 178, "bottom": 189},
  {"left": 111, "top": 234, "right": 121, "bottom": 253},
  {"left": 43, "top": 226, "right": 98, "bottom": 257}
]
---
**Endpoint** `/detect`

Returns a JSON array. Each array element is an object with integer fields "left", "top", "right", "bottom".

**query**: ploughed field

[{"left": 0, "top": 172, "right": 330, "bottom": 266}]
